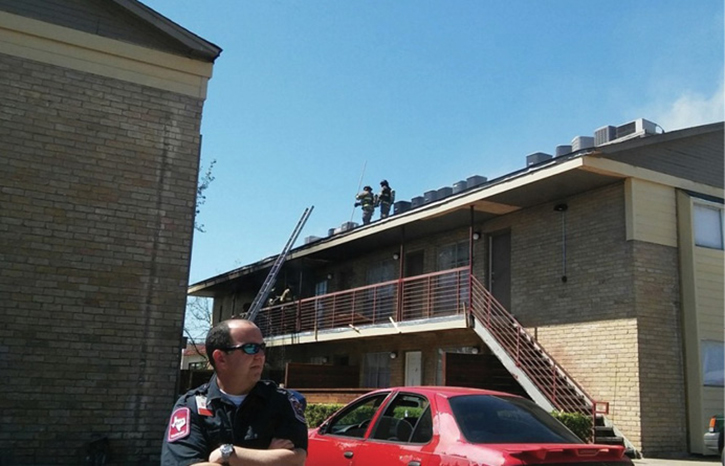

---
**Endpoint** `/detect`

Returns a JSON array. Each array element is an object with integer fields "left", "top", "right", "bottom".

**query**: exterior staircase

[{"left": 469, "top": 275, "right": 637, "bottom": 456}]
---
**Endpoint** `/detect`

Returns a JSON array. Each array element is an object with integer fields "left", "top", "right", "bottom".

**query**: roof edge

[{"left": 113, "top": 0, "right": 222, "bottom": 61}]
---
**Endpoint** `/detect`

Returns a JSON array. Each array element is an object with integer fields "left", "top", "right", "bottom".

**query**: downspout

[
  {"left": 396, "top": 226, "right": 405, "bottom": 322},
  {"left": 468, "top": 206, "right": 474, "bottom": 327}
]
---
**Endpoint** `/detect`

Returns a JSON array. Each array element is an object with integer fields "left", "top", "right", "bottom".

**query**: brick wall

[
  {"left": 0, "top": 52, "right": 202, "bottom": 463},
  {"left": 632, "top": 241, "right": 686, "bottom": 455}
]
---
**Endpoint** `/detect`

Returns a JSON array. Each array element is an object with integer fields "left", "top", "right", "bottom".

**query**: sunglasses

[{"left": 223, "top": 342, "right": 266, "bottom": 355}]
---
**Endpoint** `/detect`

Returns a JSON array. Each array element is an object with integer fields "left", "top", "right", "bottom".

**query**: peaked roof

[{"left": 0, "top": 0, "right": 221, "bottom": 62}]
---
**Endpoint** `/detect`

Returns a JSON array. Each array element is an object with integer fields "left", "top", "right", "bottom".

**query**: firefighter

[
  {"left": 355, "top": 185, "right": 375, "bottom": 225},
  {"left": 377, "top": 180, "right": 394, "bottom": 219}
]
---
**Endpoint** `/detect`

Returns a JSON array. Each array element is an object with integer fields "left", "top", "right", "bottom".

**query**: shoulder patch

[
  {"left": 286, "top": 391, "right": 307, "bottom": 424},
  {"left": 167, "top": 407, "right": 190, "bottom": 442}
]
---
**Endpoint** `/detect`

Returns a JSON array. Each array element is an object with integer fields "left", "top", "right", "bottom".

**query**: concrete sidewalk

[{"left": 634, "top": 456, "right": 721, "bottom": 466}]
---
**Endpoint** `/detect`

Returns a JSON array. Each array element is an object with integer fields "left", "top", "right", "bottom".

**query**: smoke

[{"left": 650, "top": 81, "right": 724, "bottom": 132}]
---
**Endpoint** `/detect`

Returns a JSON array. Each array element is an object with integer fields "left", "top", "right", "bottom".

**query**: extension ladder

[{"left": 245, "top": 206, "right": 314, "bottom": 322}]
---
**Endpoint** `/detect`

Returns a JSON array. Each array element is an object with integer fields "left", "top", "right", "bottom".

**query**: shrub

[
  {"left": 552, "top": 411, "right": 592, "bottom": 442},
  {"left": 306, "top": 403, "right": 344, "bottom": 428}
]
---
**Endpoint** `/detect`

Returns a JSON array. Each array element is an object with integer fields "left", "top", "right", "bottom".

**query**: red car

[{"left": 307, "top": 386, "right": 632, "bottom": 466}]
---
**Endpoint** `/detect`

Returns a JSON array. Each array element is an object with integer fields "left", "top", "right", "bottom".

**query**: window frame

[{"left": 693, "top": 199, "right": 724, "bottom": 250}]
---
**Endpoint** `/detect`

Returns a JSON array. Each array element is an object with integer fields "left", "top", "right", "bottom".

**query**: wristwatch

[{"left": 220, "top": 443, "right": 234, "bottom": 465}]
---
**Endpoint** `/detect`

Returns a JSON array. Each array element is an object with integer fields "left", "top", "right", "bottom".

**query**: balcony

[{"left": 255, "top": 267, "right": 470, "bottom": 338}]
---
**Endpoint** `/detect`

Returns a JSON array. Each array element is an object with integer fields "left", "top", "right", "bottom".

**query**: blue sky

[{"left": 143, "top": 0, "right": 724, "bottom": 285}]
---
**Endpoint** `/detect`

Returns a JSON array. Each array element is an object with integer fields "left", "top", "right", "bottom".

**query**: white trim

[{"left": 0, "top": 11, "right": 213, "bottom": 98}]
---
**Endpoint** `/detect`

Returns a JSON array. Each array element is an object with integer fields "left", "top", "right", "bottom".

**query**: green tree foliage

[{"left": 195, "top": 159, "right": 216, "bottom": 233}]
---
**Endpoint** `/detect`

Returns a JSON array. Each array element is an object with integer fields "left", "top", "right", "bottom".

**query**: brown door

[
  {"left": 489, "top": 231, "right": 511, "bottom": 311},
  {"left": 404, "top": 250, "right": 424, "bottom": 277}
]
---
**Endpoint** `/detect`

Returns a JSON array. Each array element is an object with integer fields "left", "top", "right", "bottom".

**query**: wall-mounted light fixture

[
  {"left": 471, "top": 346, "right": 480, "bottom": 354},
  {"left": 472, "top": 232, "right": 481, "bottom": 241},
  {"left": 326, "top": 273, "right": 334, "bottom": 280},
  {"left": 392, "top": 253, "right": 400, "bottom": 260},
  {"left": 389, "top": 351, "right": 398, "bottom": 359}
]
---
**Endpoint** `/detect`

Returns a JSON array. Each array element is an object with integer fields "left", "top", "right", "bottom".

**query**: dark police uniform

[{"left": 161, "top": 375, "right": 307, "bottom": 466}]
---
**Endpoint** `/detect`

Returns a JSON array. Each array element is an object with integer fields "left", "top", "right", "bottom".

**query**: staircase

[{"left": 469, "top": 275, "right": 636, "bottom": 455}]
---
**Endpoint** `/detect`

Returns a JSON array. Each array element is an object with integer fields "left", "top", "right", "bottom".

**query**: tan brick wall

[
  {"left": 632, "top": 241, "right": 686, "bottom": 455},
  {"left": 0, "top": 52, "right": 202, "bottom": 463}
]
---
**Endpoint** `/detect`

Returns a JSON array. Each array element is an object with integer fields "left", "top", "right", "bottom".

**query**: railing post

[
  {"left": 296, "top": 300, "right": 301, "bottom": 332},
  {"left": 552, "top": 365, "right": 558, "bottom": 407}
]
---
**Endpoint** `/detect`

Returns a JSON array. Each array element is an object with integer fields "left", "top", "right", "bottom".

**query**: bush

[
  {"left": 306, "top": 403, "right": 344, "bottom": 428},
  {"left": 552, "top": 411, "right": 592, "bottom": 442}
]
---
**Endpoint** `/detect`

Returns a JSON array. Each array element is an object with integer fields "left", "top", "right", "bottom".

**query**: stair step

[
  {"left": 595, "top": 436, "right": 625, "bottom": 446},
  {"left": 595, "top": 426, "right": 616, "bottom": 437}
]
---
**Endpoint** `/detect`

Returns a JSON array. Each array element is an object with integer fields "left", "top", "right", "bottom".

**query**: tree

[
  {"left": 184, "top": 296, "right": 213, "bottom": 363},
  {"left": 195, "top": 159, "right": 216, "bottom": 233}
]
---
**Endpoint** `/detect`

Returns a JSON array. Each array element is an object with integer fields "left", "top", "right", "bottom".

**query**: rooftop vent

[
  {"left": 304, "top": 235, "right": 322, "bottom": 244},
  {"left": 526, "top": 152, "right": 553, "bottom": 166}
]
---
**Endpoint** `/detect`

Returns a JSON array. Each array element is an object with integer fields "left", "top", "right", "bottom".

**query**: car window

[
  {"left": 371, "top": 393, "right": 432, "bottom": 443},
  {"left": 325, "top": 393, "right": 389, "bottom": 438},
  {"left": 449, "top": 395, "right": 582, "bottom": 444}
]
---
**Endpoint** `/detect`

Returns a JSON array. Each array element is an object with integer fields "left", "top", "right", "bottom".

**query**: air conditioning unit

[
  {"left": 595, "top": 125, "right": 617, "bottom": 146},
  {"left": 616, "top": 118, "right": 657, "bottom": 139},
  {"left": 526, "top": 152, "right": 552, "bottom": 166},
  {"left": 571, "top": 136, "right": 594, "bottom": 151},
  {"left": 555, "top": 145, "right": 572, "bottom": 156},
  {"left": 304, "top": 235, "right": 322, "bottom": 244}
]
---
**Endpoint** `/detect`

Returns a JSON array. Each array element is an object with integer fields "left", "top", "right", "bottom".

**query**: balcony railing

[
  {"left": 255, "top": 266, "right": 602, "bottom": 416},
  {"left": 255, "top": 267, "right": 470, "bottom": 337}
]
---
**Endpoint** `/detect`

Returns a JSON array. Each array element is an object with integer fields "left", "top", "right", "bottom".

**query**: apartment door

[
  {"left": 404, "top": 250, "right": 424, "bottom": 277},
  {"left": 489, "top": 231, "right": 511, "bottom": 311},
  {"left": 405, "top": 351, "right": 422, "bottom": 386}
]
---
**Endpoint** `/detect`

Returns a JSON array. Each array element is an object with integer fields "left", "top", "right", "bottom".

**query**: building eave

[{"left": 112, "top": 0, "right": 222, "bottom": 61}]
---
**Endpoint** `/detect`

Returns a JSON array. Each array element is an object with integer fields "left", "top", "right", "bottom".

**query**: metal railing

[
  {"left": 255, "top": 266, "right": 603, "bottom": 415},
  {"left": 255, "top": 267, "right": 469, "bottom": 337},
  {"left": 469, "top": 275, "right": 596, "bottom": 414}
]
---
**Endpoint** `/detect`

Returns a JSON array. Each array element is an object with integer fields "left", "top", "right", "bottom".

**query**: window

[
  {"left": 323, "top": 393, "right": 389, "bottom": 438},
  {"left": 449, "top": 394, "right": 582, "bottom": 444},
  {"left": 363, "top": 352, "right": 391, "bottom": 388},
  {"left": 694, "top": 202, "right": 724, "bottom": 250},
  {"left": 371, "top": 393, "right": 432, "bottom": 443},
  {"left": 436, "top": 241, "right": 469, "bottom": 270},
  {"left": 702, "top": 340, "right": 724, "bottom": 387}
]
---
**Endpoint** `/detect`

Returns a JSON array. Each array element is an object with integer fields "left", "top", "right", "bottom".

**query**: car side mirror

[{"left": 317, "top": 421, "right": 329, "bottom": 435}]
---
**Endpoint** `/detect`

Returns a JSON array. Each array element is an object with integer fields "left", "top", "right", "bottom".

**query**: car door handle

[
  {"left": 408, "top": 461, "right": 421, "bottom": 466},
  {"left": 343, "top": 451, "right": 353, "bottom": 459}
]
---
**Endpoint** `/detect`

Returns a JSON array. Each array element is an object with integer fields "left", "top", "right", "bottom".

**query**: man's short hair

[{"left": 205, "top": 320, "right": 233, "bottom": 369}]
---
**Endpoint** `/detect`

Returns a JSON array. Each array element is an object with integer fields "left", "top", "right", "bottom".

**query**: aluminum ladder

[{"left": 245, "top": 206, "right": 313, "bottom": 322}]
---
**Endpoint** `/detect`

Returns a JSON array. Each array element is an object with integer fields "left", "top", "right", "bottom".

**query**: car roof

[{"left": 370, "top": 386, "right": 522, "bottom": 399}]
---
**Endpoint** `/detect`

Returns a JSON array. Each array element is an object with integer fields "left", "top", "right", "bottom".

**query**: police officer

[
  {"left": 377, "top": 180, "right": 393, "bottom": 219},
  {"left": 161, "top": 319, "right": 307, "bottom": 466},
  {"left": 355, "top": 185, "right": 375, "bottom": 225}
]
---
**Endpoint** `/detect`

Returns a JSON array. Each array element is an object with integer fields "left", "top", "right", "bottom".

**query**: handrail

[
  {"left": 255, "top": 267, "right": 469, "bottom": 336},
  {"left": 254, "top": 266, "right": 603, "bottom": 415},
  {"left": 469, "top": 275, "right": 596, "bottom": 414}
]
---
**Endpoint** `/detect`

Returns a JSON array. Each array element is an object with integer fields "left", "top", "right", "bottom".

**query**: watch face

[{"left": 220, "top": 444, "right": 234, "bottom": 458}]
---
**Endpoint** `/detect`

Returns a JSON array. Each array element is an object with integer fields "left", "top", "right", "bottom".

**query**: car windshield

[{"left": 449, "top": 394, "right": 583, "bottom": 444}]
